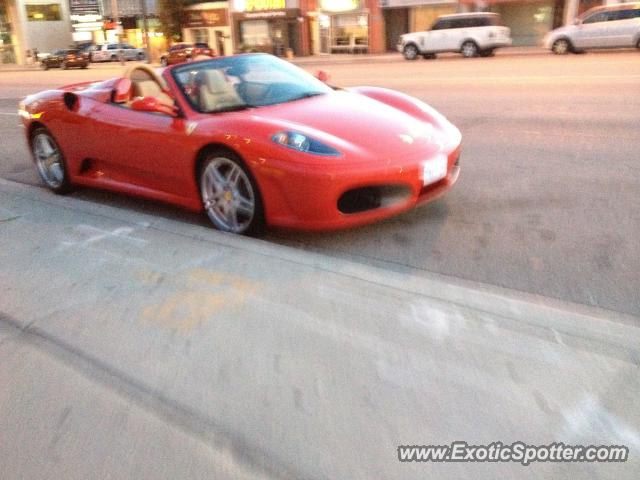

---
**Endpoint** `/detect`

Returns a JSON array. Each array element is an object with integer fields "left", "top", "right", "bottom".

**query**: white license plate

[{"left": 422, "top": 156, "right": 448, "bottom": 186}]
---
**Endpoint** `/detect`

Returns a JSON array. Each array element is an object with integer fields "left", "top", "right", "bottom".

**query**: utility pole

[
  {"left": 141, "top": 0, "right": 150, "bottom": 63},
  {"left": 110, "top": 0, "right": 125, "bottom": 65}
]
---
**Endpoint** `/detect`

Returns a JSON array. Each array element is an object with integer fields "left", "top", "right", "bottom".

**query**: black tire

[
  {"left": 110, "top": 54, "right": 117, "bottom": 62},
  {"left": 61, "top": 61, "right": 68, "bottom": 70},
  {"left": 423, "top": 53, "right": 437, "bottom": 60},
  {"left": 461, "top": 41, "right": 479, "bottom": 58},
  {"left": 403, "top": 44, "right": 419, "bottom": 60},
  {"left": 636, "top": 37, "right": 640, "bottom": 49},
  {"left": 160, "top": 57, "right": 168, "bottom": 67},
  {"left": 30, "top": 127, "right": 73, "bottom": 194},
  {"left": 137, "top": 52, "right": 145, "bottom": 60},
  {"left": 81, "top": 63, "right": 88, "bottom": 69},
  {"left": 198, "top": 150, "right": 264, "bottom": 235},
  {"left": 479, "top": 48, "right": 495, "bottom": 57},
  {"left": 552, "top": 38, "right": 571, "bottom": 55},
  {"left": 42, "top": 62, "right": 49, "bottom": 70}
]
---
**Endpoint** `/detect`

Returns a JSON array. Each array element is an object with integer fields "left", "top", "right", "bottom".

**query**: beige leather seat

[
  {"left": 197, "top": 70, "right": 242, "bottom": 112},
  {"left": 132, "top": 79, "right": 174, "bottom": 107}
]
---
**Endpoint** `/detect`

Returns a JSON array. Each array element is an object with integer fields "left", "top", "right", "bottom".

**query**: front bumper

[{"left": 254, "top": 144, "right": 462, "bottom": 231}]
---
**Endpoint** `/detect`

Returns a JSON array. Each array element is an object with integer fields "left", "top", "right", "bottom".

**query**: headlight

[{"left": 272, "top": 131, "right": 341, "bottom": 156}]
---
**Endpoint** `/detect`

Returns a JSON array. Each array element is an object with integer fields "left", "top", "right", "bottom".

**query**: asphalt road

[{"left": 0, "top": 51, "right": 638, "bottom": 317}]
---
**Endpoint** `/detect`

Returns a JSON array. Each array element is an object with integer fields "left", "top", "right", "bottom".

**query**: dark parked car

[
  {"left": 41, "top": 49, "right": 89, "bottom": 70},
  {"left": 160, "top": 43, "right": 214, "bottom": 66}
]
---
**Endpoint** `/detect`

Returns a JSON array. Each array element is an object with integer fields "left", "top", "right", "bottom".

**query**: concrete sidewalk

[{"left": 1, "top": 178, "right": 638, "bottom": 479}]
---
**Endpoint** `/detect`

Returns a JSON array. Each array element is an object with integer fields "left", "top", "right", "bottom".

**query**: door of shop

[{"left": 384, "top": 8, "right": 409, "bottom": 52}]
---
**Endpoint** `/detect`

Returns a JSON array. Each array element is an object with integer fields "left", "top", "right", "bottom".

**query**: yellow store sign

[
  {"left": 241, "top": 0, "right": 286, "bottom": 11},
  {"left": 320, "top": 0, "right": 359, "bottom": 12}
]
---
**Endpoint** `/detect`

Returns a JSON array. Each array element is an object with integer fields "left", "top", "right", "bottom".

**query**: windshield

[{"left": 172, "top": 54, "right": 332, "bottom": 113}]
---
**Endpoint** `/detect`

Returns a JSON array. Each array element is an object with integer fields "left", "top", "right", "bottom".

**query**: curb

[
  {"left": 1, "top": 177, "right": 638, "bottom": 348},
  {"left": 0, "top": 47, "right": 551, "bottom": 72}
]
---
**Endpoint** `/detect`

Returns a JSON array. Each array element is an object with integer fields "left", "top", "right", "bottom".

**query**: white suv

[
  {"left": 544, "top": 3, "right": 640, "bottom": 54},
  {"left": 398, "top": 13, "right": 512, "bottom": 60}
]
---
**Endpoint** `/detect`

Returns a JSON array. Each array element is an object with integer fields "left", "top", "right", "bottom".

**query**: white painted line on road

[{"left": 0, "top": 111, "right": 18, "bottom": 116}]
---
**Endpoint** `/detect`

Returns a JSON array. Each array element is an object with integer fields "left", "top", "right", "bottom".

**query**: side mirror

[
  {"left": 316, "top": 70, "right": 330, "bottom": 83},
  {"left": 131, "top": 96, "right": 178, "bottom": 117},
  {"left": 112, "top": 78, "right": 132, "bottom": 104}
]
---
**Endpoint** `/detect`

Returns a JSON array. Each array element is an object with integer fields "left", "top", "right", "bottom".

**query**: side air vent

[{"left": 63, "top": 92, "right": 79, "bottom": 111}]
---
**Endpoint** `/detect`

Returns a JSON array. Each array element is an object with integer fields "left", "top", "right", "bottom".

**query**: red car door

[{"left": 85, "top": 102, "right": 194, "bottom": 197}]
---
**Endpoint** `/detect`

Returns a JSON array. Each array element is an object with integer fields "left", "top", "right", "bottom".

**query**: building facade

[
  {"left": 182, "top": 1, "right": 233, "bottom": 55},
  {"left": 1, "top": 0, "right": 73, "bottom": 64}
]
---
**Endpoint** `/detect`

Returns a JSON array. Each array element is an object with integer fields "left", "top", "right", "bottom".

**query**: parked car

[
  {"left": 544, "top": 2, "right": 640, "bottom": 54},
  {"left": 41, "top": 49, "right": 89, "bottom": 70},
  {"left": 398, "top": 12, "right": 512, "bottom": 60},
  {"left": 160, "top": 43, "right": 214, "bottom": 66},
  {"left": 20, "top": 54, "right": 461, "bottom": 235},
  {"left": 91, "top": 43, "right": 146, "bottom": 62}
]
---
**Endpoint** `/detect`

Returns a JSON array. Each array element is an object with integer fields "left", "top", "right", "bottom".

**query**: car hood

[{"left": 249, "top": 90, "right": 452, "bottom": 162}]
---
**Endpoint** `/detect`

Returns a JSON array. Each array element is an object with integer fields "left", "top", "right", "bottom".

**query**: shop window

[
  {"left": 192, "top": 28, "right": 209, "bottom": 46},
  {"left": 26, "top": 3, "right": 61, "bottom": 22},
  {"left": 331, "top": 14, "right": 368, "bottom": 53},
  {"left": 241, "top": 20, "right": 270, "bottom": 47}
]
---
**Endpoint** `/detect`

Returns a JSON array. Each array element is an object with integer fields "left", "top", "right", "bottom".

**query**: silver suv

[
  {"left": 544, "top": 3, "right": 640, "bottom": 54},
  {"left": 398, "top": 13, "right": 512, "bottom": 60}
]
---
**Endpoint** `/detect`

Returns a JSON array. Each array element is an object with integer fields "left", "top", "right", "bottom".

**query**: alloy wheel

[
  {"left": 553, "top": 39, "right": 570, "bottom": 55},
  {"left": 33, "top": 132, "right": 65, "bottom": 189},
  {"left": 461, "top": 41, "right": 478, "bottom": 58},
  {"left": 200, "top": 157, "right": 257, "bottom": 234},
  {"left": 404, "top": 45, "right": 418, "bottom": 60}
]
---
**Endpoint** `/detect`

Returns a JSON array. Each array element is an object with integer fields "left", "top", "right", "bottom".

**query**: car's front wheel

[
  {"left": 31, "top": 127, "right": 72, "bottom": 194},
  {"left": 552, "top": 38, "right": 571, "bottom": 55},
  {"left": 461, "top": 41, "right": 479, "bottom": 58},
  {"left": 403, "top": 44, "right": 419, "bottom": 60},
  {"left": 199, "top": 152, "right": 264, "bottom": 235}
]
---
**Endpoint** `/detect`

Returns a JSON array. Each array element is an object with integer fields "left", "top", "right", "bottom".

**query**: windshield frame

[{"left": 170, "top": 53, "right": 333, "bottom": 114}]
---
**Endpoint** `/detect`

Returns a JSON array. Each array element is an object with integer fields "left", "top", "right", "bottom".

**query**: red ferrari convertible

[{"left": 20, "top": 54, "right": 461, "bottom": 234}]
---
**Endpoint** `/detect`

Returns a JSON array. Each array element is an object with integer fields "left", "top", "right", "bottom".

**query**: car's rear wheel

[
  {"left": 461, "top": 41, "right": 479, "bottom": 58},
  {"left": 199, "top": 152, "right": 264, "bottom": 235},
  {"left": 552, "top": 38, "right": 571, "bottom": 55},
  {"left": 403, "top": 44, "right": 419, "bottom": 60},
  {"left": 31, "top": 128, "right": 72, "bottom": 194}
]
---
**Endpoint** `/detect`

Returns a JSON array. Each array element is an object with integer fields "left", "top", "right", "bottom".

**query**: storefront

[
  {"left": 232, "top": 0, "right": 309, "bottom": 56},
  {"left": 460, "top": 0, "right": 565, "bottom": 46},
  {"left": 70, "top": 1, "right": 102, "bottom": 44},
  {"left": 0, "top": 0, "right": 17, "bottom": 63},
  {"left": 0, "top": 0, "right": 73, "bottom": 64},
  {"left": 183, "top": 1, "right": 233, "bottom": 56},
  {"left": 379, "top": 0, "right": 457, "bottom": 51},
  {"left": 317, "top": 0, "right": 368, "bottom": 53}
]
